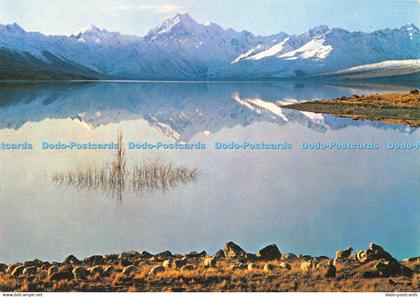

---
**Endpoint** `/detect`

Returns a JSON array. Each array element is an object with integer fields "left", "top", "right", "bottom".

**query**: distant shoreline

[
  {"left": 284, "top": 91, "right": 420, "bottom": 127},
  {"left": 0, "top": 78, "right": 418, "bottom": 87}
]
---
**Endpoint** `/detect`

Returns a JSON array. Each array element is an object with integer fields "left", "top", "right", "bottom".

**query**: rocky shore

[
  {"left": 0, "top": 242, "right": 418, "bottom": 292},
  {"left": 284, "top": 90, "right": 420, "bottom": 127}
]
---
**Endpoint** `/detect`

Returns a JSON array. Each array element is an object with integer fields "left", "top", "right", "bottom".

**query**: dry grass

[
  {"left": 1, "top": 257, "right": 418, "bottom": 292},
  {"left": 319, "top": 92, "right": 420, "bottom": 108},
  {"left": 285, "top": 91, "right": 420, "bottom": 127},
  {"left": 52, "top": 131, "right": 198, "bottom": 194}
]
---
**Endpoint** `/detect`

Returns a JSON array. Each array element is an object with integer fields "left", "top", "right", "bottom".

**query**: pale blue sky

[{"left": 0, "top": 0, "right": 419, "bottom": 36}]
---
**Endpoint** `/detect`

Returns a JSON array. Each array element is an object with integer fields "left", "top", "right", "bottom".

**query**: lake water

[{"left": 0, "top": 81, "right": 418, "bottom": 263}]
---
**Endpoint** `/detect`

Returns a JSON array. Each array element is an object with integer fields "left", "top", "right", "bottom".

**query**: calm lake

[{"left": 0, "top": 81, "right": 418, "bottom": 263}]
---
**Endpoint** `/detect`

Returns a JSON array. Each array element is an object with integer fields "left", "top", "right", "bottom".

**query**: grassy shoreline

[{"left": 284, "top": 91, "right": 420, "bottom": 127}]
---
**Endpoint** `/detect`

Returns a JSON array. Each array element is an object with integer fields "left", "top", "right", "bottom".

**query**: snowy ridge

[
  {"left": 330, "top": 59, "right": 420, "bottom": 73},
  {"left": 277, "top": 37, "right": 332, "bottom": 60},
  {"left": 320, "top": 59, "right": 420, "bottom": 79}
]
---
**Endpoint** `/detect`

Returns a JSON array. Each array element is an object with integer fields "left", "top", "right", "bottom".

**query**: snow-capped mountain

[
  {"left": 72, "top": 25, "right": 138, "bottom": 45},
  {"left": 144, "top": 13, "right": 286, "bottom": 56},
  {"left": 0, "top": 13, "right": 419, "bottom": 80}
]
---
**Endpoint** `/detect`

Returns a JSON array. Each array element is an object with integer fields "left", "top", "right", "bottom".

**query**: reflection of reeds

[
  {"left": 110, "top": 131, "right": 127, "bottom": 191},
  {"left": 52, "top": 132, "right": 199, "bottom": 195},
  {"left": 132, "top": 160, "right": 198, "bottom": 191}
]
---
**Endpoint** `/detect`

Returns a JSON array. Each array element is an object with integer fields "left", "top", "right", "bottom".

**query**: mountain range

[{"left": 0, "top": 13, "right": 419, "bottom": 80}]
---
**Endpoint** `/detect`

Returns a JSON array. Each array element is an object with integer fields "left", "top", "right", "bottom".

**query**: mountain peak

[
  {"left": 144, "top": 13, "right": 202, "bottom": 42},
  {"left": 83, "top": 25, "right": 102, "bottom": 32},
  {"left": 172, "top": 12, "right": 193, "bottom": 21},
  {"left": 401, "top": 23, "right": 419, "bottom": 33},
  {"left": 0, "top": 22, "right": 25, "bottom": 33},
  {"left": 168, "top": 12, "right": 196, "bottom": 24},
  {"left": 164, "top": 12, "right": 198, "bottom": 30},
  {"left": 72, "top": 25, "right": 115, "bottom": 42},
  {"left": 162, "top": 12, "right": 197, "bottom": 26},
  {"left": 73, "top": 25, "right": 106, "bottom": 37},
  {"left": 70, "top": 25, "right": 138, "bottom": 45},
  {"left": 306, "top": 25, "right": 329, "bottom": 36}
]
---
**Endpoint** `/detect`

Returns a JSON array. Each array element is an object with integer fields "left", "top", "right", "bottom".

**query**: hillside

[{"left": 0, "top": 47, "right": 103, "bottom": 80}]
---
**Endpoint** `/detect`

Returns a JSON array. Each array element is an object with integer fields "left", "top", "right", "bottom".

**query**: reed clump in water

[{"left": 52, "top": 132, "right": 198, "bottom": 193}]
